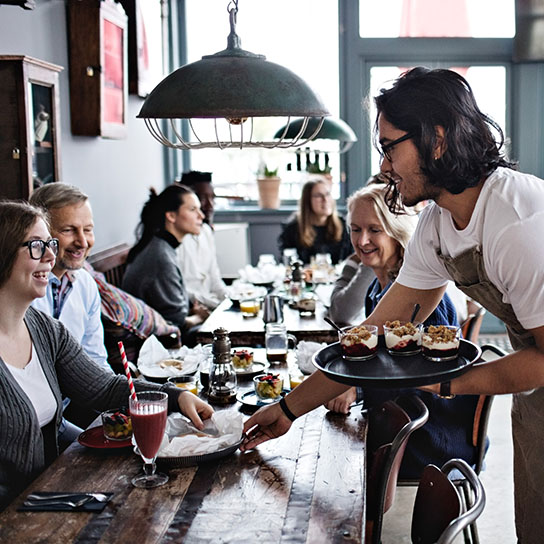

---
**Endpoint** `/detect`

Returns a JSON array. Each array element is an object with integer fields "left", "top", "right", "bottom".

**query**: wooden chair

[
  {"left": 411, "top": 459, "right": 486, "bottom": 544},
  {"left": 366, "top": 395, "right": 429, "bottom": 544},
  {"left": 460, "top": 302, "right": 486, "bottom": 343},
  {"left": 87, "top": 243, "right": 130, "bottom": 287}
]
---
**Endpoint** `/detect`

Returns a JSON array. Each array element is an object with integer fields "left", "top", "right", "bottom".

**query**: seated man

[
  {"left": 176, "top": 171, "right": 228, "bottom": 310},
  {"left": 30, "top": 182, "right": 112, "bottom": 445}
]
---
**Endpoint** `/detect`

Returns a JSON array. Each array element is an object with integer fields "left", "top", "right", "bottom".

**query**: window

[
  {"left": 359, "top": 0, "right": 515, "bottom": 38},
  {"left": 184, "top": 0, "right": 340, "bottom": 205}
]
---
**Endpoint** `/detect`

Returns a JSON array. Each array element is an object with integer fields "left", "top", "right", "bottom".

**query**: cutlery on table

[
  {"left": 23, "top": 496, "right": 95, "bottom": 508},
  {"left": 27, "top": 492, "right": 109, "bottom": 502}
]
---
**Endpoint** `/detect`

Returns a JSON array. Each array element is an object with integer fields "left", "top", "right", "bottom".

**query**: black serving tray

[{"left": 312, "top": 339, "right": 482, "bottom": 389}]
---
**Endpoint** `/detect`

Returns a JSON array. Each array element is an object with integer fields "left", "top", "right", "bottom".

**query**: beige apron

[{"left": 439, "top": 244, "right": 544, "bottom": 543}]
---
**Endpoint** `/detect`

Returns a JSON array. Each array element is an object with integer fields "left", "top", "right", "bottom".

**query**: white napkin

[
  {"left": 137, "top": 336, "right": 208, "bottom": 377},
  {"left": 296, "top": 340, "right": 327, "bottom": 375},
  {"left": 237, "top": 264, "right": 284, "bottom": 285},
  {"left": 157, "top": 411, "right": 243, "bottom": 457}
]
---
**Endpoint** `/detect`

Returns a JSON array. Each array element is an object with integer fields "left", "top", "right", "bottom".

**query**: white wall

[{"left": 0, "top": 1, "right": 168, "bottom": 251}]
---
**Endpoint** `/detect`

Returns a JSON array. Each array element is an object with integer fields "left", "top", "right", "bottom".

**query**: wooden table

[
  {"left": 196, "top": 298, "right": 338, "bottom": 347},
  {"left": 0, "top": 364, "right": 367, "bottom": 544}
]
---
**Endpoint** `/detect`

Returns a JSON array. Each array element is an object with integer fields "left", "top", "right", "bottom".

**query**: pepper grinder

[{"left": 208, "top": 327, "right": 237, "bottom": 404}]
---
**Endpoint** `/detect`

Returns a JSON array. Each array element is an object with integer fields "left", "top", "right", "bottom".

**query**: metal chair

[
  {"left": 460, "top": 302, "right": 486, "bottom": 343},
  {"left": 411, "top": 458, "right": 486, "bottom": 544},
  {"left": 366, "top": 394, "right": 429, "bottom": 544}
]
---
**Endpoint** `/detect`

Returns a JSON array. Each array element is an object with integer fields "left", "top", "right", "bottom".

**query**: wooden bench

[{"left": 88, "top": 243, "right": 130, "bottom": 287}]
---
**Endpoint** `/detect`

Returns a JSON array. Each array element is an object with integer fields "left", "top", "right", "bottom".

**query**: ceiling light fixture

[{"left": 138, "top": 0, "right": 329, "bottom": 150}]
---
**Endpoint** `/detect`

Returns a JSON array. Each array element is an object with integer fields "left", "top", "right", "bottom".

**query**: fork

[
  {"left": 24, "top": 496, "right": 95, "bottom": 508},
  {"left": 27, "top": 492, "right": 109, "bottom": 502}
]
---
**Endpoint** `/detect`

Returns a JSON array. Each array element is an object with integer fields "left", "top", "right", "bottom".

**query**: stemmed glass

[{"left": 129, "top": 391, "right": 169, "bottom": 488}]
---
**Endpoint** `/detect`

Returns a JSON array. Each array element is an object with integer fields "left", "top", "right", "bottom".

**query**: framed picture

[
  {"left": 67, "top": 0, "right": 128, "bottom": 139},
  {"left": 122, "top": 0, "right": 165, "bottom": 98}
]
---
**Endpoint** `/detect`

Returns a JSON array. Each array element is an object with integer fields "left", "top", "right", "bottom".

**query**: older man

[{"left": 30, "top": 182, "right": 112, "bottom": 444}]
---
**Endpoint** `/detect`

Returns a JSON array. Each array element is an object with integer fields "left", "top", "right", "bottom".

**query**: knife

[{"left": 27, "top": 492, "right": 109, "bottom": 502}]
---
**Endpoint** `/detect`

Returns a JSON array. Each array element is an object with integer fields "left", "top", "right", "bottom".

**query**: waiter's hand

[
  {"left": 241, "top": 403, "right": 292, "bottom": 451},
  {"left": 178, "top": 392, "right": 214, "bottom": 429},
  {"left": 324, "top": 387, "right": 357, "bottom": 414}
]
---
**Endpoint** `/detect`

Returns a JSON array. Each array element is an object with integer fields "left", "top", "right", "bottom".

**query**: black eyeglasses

[
  {"left": 21, "top": 238, "right": 59, "bottom": 260},
  {"left": 379, "top": 133, "right": 413, "bottom": 162}
]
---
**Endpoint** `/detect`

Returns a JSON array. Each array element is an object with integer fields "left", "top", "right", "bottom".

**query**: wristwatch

[{"left": 439, "top": 381, "right": 456, "bottom": 399}]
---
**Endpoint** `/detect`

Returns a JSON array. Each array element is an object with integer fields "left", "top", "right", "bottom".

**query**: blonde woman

[{"left": 278, "top": 179, "right": 351, "bottom": 265}]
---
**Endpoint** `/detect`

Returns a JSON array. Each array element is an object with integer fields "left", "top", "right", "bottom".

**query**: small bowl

[
  {"left": 253, "top": 373, "right": 284, "bottom": 402},
  {"left": 167, "top": 375, "right": 198, "bottom": 395},
  {"left": 422, "top": 325, "right": 461, "bottom": 361},
  {"left": 101, "top": 408, "right": 132, "bottom": 441},
  {"left": 338, "top": 325, "right": 379, "bottom": 360},
  {"left": 383, "top": 321, "right": 423, "bottom": 356}
]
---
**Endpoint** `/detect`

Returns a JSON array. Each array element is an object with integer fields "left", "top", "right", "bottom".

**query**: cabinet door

[{"left": 0, "top": 55, "right": 62, "bottom": 200}]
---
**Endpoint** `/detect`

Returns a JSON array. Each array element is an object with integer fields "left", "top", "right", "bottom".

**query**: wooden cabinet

[
  {"left": 0, "top": 55, "right": 62, "bottom": 200},
  {"left": 67, "top": 0, "right": 128, "bottom": 139}
]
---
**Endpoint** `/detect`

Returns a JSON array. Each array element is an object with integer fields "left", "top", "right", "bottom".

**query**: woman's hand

[
  {"left": 177, "top": 392, "right": 214, "bottom": 429},
  {"left": 240, "top": 403, "right": 293, "bottom": 451},
  {"left": 324, "top": 387, "right": 357, "bottom": 414}
]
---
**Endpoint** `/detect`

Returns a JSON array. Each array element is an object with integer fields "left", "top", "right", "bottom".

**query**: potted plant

[
  {"left": 257, "top": 165, "right": 281, "bottom": 209},
  {"left": 306, "top": 152, "right": 333, "bottom": 185}
]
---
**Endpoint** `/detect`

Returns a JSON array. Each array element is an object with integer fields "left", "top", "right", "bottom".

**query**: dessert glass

[
  {"left": 101, "top": 408, "right": 132, "bottom": 441},
  {"left": 253, "top": 373, "right": 284, "bottom": 402},
  {"left": 422, "top": 325, "right": 461, "bottom": 361},
  {"left": 384, "top": 321, "right": 423, "bottom": 356},
  {"left": 338, "top": 325, "right": 379, "bottom": 360}
]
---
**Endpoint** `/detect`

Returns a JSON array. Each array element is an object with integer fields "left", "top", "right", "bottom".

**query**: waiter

[{"left": 242, "top": 67, "right": 544, "bottom": 544}]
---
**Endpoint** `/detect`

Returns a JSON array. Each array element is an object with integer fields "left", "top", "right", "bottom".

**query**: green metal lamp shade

[
  {"left": 273, "top": 116, "right": 357, "bottom": 145},
  {"left": 138, "top": 48, "right": 329, "bottom": 120}
]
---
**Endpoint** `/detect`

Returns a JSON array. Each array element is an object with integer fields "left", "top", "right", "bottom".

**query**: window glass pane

[
  {"left": 368, "top": 65, "right": 507, "bottom": 174},
  {"left": 184, "top": 0, "right": 340, "bottom": 204},
  {"left": 360, "top": 0, "right": 515, "bottom": 38}
]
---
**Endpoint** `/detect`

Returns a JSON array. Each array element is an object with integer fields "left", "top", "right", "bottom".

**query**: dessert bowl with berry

[
  {"left": 422, "top": 325, "right": 461, "bottom": 361},
  {"left": 338, "top": 325, "right": 379, "bottom": 360},
  {"left": 101, "top": 408, "right": 133, "bottom": 441},
  {"left": 253, "top": 373, "right": 284, "bottom": 403},
  {"left": 231, "top": 349, "right": 254, "bottom": 370},
  {"left": 384, "top": 320, "right": 423, "bottom": 356}
]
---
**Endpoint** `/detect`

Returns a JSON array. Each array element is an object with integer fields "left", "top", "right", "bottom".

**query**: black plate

[
  {"left": 312, "top": 339, "right": 481, "bottom": 388},
  {"left": 156, "top": 440, "right": 242, "bottom": 468}
]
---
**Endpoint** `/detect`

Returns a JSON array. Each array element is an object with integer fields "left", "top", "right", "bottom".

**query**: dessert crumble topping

[
  {"left": 385, "top": 320, "right": 418, "bottom": 337},
  {"left": 345, "top": 325, "right": 372, "bottom": 341},
  {"left": 425, "top": 325, "right": 458, "bottom": 343}
]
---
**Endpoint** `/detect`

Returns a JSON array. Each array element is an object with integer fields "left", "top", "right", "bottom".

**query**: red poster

[{"left": 103, "top": 19, "right": 124, "bottom": 125}]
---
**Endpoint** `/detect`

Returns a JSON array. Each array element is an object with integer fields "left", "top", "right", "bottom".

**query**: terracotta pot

[{"left": 257, "top": 176, "right": 281, "bottom": 209}]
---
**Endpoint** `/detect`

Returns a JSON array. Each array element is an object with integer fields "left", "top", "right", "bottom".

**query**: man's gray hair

[{"left": 29, "top": 181, "right": 88, "bottom": 211}]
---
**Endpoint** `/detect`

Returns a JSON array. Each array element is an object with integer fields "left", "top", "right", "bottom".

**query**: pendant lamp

[{"left": 138, "top": 0, "right": 329, "bottom": 150}]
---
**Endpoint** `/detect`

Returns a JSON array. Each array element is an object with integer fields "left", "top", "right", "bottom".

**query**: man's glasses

[
  {"left": 21, "top": 238, "right": 59, "bottom": 260},
  {"left": 379, "top": 133, "right": 413, "bottom": 162}
]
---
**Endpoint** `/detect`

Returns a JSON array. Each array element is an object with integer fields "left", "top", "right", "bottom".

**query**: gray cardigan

[
  {"left": 122, "top": 235, "right": 189, "bottom": 329},
  {"left": 0, "top": 307, "right": 180, "bottom": 508},
  {"left": 328, "top": 254, "right": 375, "bottom": 325}
]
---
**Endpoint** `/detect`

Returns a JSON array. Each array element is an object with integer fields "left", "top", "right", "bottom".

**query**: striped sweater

[{"left": 0, "top": 306, "right": 180, "bottom": 509}]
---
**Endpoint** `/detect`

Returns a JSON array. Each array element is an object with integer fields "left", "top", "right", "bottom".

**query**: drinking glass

[{"left": 129, "top": 391, "right": 169, "bottom": 488}]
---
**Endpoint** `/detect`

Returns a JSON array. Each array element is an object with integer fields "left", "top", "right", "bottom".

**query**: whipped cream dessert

[
  {"left": 422, "top": 325, "right": 460, "bottom": 361},
  {"left": 339, "top": 325, "right": 379, "bottom": 360},
  {"left": 384, "top": 320, "right": 422, "bottom": 355}
]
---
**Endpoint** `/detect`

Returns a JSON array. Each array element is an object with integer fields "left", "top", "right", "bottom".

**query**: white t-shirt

[
  {"left": 397, "top": 167, "right": 544, "bottom": 330},
  {"left": 177, "top": 223, "right": 228, "bottom": 309},
  {"left": 5, "top": 344, "right": 57, "bottom": 427}
]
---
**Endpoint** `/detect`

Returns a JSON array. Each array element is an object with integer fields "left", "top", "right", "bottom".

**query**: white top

[
  {"left": 177, "top": 223, "right": 228, "bottom": 309},
  {"left": 397, "top": 167, "right": 544, "bottom": 330},
  {"left": 5, "top": 344, "right": 57, "bottom": 427}
]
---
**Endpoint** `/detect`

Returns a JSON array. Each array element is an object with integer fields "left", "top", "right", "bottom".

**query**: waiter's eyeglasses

[
  {"left": 21, "top": 238, "right": 59, "bottom": 260},
  {"left": 379, "top": 133, "right": 413, "bottom": 162}
]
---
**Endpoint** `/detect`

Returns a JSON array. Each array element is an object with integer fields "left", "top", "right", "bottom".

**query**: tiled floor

[{"left": 381, "top": 335, "right": 517, "bottom": 543}]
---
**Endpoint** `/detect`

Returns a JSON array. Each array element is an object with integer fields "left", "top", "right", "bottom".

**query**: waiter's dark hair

[
  {"left": 127, "top": 183, "right": 194, "bottom": 263},
  {"left": 374, "top": 67, "right": 516, "bottom": 212}
]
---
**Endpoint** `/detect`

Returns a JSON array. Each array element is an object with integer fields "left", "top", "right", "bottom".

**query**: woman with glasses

[
  {"left": 278, "top": 178, "right": 352, "bottom": 265},
  {"left": 0, "top": 201, "right": 213, "bottom": 510}
]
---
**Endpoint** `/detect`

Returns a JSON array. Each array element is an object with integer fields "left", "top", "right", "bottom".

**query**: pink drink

[{"left": 130, "top": 404, "right": 167, "bottom": 459}]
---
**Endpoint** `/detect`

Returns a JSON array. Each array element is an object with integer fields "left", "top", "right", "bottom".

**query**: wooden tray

[{"left": 312, "top": 339, "right": 481, "bottom": 388}]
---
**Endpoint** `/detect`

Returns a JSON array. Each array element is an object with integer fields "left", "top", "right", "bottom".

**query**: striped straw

[{"left": 118, "top": 341, "right": 136, "bottom": 400}]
